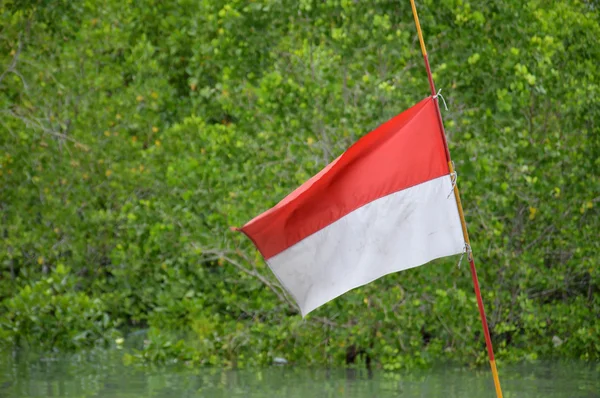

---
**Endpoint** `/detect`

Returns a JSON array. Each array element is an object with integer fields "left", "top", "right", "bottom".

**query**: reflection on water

[{"left": 0, "top": 349, "right": 598, "bottom": 397}]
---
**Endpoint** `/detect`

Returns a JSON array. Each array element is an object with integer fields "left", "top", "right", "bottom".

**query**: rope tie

[
  {"left": 457, "top": 243, "right": 472, "bottom": 268},
  {"left": 447, "top": 169, "right": 458, "bottom": 199},
  {"left": 433, "top": 88, "right": 448, "bottom": 111}
]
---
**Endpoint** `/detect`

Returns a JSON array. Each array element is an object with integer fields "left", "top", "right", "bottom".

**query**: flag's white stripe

[{"left": 267, "top": 174, "right": 464, "bottom": 316}]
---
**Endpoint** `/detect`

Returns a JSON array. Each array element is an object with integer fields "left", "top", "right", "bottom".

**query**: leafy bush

[
  {"left": 0, "top": 0, "right": 598, "bottom": 367},
  {"left": 1, "top": 264, "right": 120, "bottom": 350}
]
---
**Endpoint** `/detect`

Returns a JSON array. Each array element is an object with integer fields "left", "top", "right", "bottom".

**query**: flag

[{"left": 239, "top": 96, "right": 464, "bottom": 316}]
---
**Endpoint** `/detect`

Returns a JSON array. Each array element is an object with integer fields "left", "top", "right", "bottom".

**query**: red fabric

[{"left": 241, "top": 97, "right": 449, "bottom": 259}]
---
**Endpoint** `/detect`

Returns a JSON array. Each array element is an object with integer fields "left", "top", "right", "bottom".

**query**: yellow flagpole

[{"left": 408, "top": 1, "right": 504, "bottom": 397}]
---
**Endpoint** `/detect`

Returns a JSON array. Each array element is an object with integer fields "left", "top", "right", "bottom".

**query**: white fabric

[{"left": 267, "top": 174, "right": 464, "bottom": 316}]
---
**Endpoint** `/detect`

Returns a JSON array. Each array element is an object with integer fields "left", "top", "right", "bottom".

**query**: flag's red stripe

[{"left": 241, "top": 97, "right": 449, "bottom": 259}]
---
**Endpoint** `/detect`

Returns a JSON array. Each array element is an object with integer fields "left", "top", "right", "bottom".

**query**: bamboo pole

[{"left": 408, "top": 1, "right": 504, "bottom": 397}]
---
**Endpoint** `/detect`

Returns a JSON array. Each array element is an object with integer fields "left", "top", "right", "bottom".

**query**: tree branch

[
  {"left": 0, "top": 20, "right": 31, "bottom": 90},
  {"left": 194, "top": 245, "right": 299, "bottom": 313},
  {"left": 2, "top": 109, "right": 89, "bottom": 151}
]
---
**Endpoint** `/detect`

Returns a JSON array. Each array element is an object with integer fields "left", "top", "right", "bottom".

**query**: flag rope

[
  {"left": 409, "top": 1, "right": 504, "bottom": 397},
  {"left": 433, "top": 88, "right": 448, "bottom": 111},
  {"left": 456, "top": 242, "right": 471, "bottom": 269},
  {"left": 447, "top": 170, "right": 457, "bottom": 198}
]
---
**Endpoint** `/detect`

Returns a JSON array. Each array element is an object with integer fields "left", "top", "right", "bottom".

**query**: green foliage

[
  {"left": 0, "top": 0, "right": 598, "bottom": 369},
  {"left": 1, "top": 264, "right": 120, "bottom": 350}
]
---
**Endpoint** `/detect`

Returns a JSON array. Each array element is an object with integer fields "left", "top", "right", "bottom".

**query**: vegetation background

[{"left": 1, "top": 0, "right": 598, "bottom": 370}]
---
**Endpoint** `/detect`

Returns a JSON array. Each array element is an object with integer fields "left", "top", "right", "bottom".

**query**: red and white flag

[{"left": 240, "top": 97, "right": 464, "bottom": 316}]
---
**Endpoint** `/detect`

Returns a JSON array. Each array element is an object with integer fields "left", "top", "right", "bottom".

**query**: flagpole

[{"left": 408, "top": 1, "right": 504, "bottom": 397}]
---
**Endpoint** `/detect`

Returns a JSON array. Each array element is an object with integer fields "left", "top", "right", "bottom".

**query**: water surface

[{"left": 1, "top": 350, "right": 598, "bottom": 397}]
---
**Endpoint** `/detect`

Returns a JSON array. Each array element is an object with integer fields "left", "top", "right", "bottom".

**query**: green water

[{"left": 1, "top": 350, "right": 598, "bottom": 397}]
